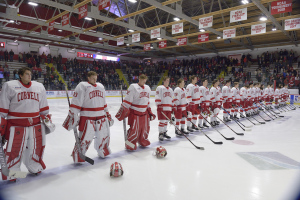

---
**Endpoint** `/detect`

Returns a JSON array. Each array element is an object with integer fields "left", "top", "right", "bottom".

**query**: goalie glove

[
  {"left": 62, "top": 110, "right": 79, "bottom": 131},
  {"left": 40, "top": 114, "right": 55, "bottom": 134},
  {"left": 115, "top": 105, "right": 129, "bottom": 121}
]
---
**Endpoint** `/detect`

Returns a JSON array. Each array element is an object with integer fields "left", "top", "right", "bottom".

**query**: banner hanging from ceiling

[
  {"left": 251, "top": 23, "right": 266, "bottom": 35},
  {"left": 199, "top": 16, "right": 213, "bottom": 28},
  {"left": 159, "top": 40, "right": 167, "bottom": 49},
  {"left": 61, "top": 13, "right": 69, "bottom": 26},
  {"left": 117, "top": 37, "right": 124, "bottom": 46},
  {"left": 271, "top": 0, "right": 292, "bottom": 15},
  {"left": 172, "top": 23, "right": 183, "bottom": 34},
  {"left": 198, "top": 33, "right": 209, "bottom": 43},
  {"left": 132, "top": 33, "right": 140, "bottom": 43},
  {"left": 144, "top": 43, "right": 151, "bottom": 51},
  {"left": 230, "top": 8, "right": 247, "bottom": 23},
  {"left": 223, "top": 28, "right": 236, "bottom": 39},
  {"left": 78, "top": 5, "right": 88, "bottom": 20},
  {"left": 48, "top": 21, "right": 55, "bottom": 33},
  {"left": 98, "top": 0, "right": 111, "bottom": 11},
  {"left": 285, "top": 18, "right": 300, "bottom": 30},
  {"left": 177, "top": 37, "right": 187, "bottom": 46},
  {"left": 151, "top": 28, "right": 160, "bottom": 39}
]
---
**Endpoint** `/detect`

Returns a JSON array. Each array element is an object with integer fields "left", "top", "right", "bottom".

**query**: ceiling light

[
  {"left": 260, "top": 16, "right": 267, "bottom": 21},
  {"left": 150, "top": 46, "right": 153, "bottom": 49},
  {"left": 85, "top": 17, "right": 92, "bottom": 21},
  {"left": 272, "top": 27, "right": 277, "bottom": 31},
  {"left": 99, "top": 37, "right": 102, "bottom": 40},
  {"left": 14, "top": 40, "right": 18, "bottom": 42},
  {"left": 173, "top": 17, "right": 180, "bottom": 21},
  {"left": 72, "top": 48, "right": 76, "bottom": 50},
  {"left": 126, "top": 44, "right": 129, "bottom": 46},
  {"left": 217, "top": 36, "right": 221, "bottom": 39},
  {"left": 241, "top": 0, "right": 249, "bottom": 4},
  {"left": 28, "top": 2, "right": 38, "bottom": 6},
  {"left": 157, "top": 37, "right": 162, "bottom": 40},
  {"left": 128, "top": 0, "right": 137, "bottom": 2},
  {"left": 200, "top": 29, "right": 205, "bottom": 32},
  {"left": 58, "top": 29, "right": 62, "bottom": 32},
  {"left": 9, "top": 20, "right": 14, "bottom": 23},
  {"left": 128, "top": 29, "right": 134, "bottom": 32},
  {"left": 45, "top": 44, "right": 49, "bottom": 47}
]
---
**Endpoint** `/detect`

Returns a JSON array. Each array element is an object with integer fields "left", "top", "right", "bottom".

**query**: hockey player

[
  {"left": 173, "top": 78, "right": 188, "bottom": 136},
  {"left": 253, "top": 83, "right": 260, "bottom": 114},
  {"left": 186, "top": 75, "right": 201, "bottom": 132},
  {"left": 198, "top": 79, "right": 211, "bottom": 128},
  {"left": 210, "top": 79, "right": 221, "bottom": 126},
  {"left": 283, "top": 85, "right": 289, "bottom": 105},
  {"left": 240, "top": 84, "right": 249, "bottom": 117},
  {"left": 155, "top": 77, "right": 173, "bottom": 141},
  {"left": 222, "top": 80, "right": 232, "bottom": 122},
  {"left": 263, "top": 83, "right": 271, "bottom": 109},
  {"left": 274, "top": 85, "right": 281, "bottom": 108},
  {"left": 247, "top": 83, "right": 255, "bottom": 116},
  {"left": 231, "top": 82, "right": 241, "bottom": 119},
  {"left": 0, "top": 67, "right": 54, "bottom": 181},
  {"left": 115, "top": 74, "right": 156, "bottom": 151},
  {"left": 63, "top": 71, "right": 114, "bottom": 163},
  {"left": 269, "top": 83, "right": 275, "bottom": 109}
]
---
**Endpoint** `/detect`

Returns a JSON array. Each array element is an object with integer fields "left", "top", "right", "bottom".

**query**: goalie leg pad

[
  {"left": 94, "top": 118, "right": 111, "bottom": 158},
  {"left": 23, "top": 124, "right": 46, "bottom": 174},
  {"left": 2, "top": 126, "right": 28, "bottom": 180},
  {"left": 138, "top": 114, "right": 150, "bottom": 147},
  {"left": 72, "top": 120, "right": 95, "bottom": 163}
]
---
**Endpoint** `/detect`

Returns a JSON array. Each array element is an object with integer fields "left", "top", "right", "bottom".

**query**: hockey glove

[
  {"left": 147, "top": 107, "right": 156, "bottom": 121},
  {"left": 41, "top": 114, "right": 56, "bottom": 134},
  {"left": 115, "top": 105, "right": 129, "bottom": 121},
  {"left": 106, "top": 112, "right": 114, "bottom": 127},
  {"left": 62, "top": 110, "right": 79, "bottom": 131}
]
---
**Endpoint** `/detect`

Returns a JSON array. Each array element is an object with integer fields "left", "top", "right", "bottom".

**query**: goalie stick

[
  {"left": 65, "top": 86, "right": 94, "bottom": 165},
  {"left": 120, "top": 85, "right": 127, "bottom": 141},
  {"left": 0, "top": 137, "right": 27, "bottom": 179},
  {"left": 161, "top": 112, "right": 205, "bottom": 150}
]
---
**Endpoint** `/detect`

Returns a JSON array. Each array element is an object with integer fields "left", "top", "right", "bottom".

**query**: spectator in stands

[
  {"left": 4, "top": 50, "right": 8, "bottom": 62},
  {"left": 47, "top": 53, "right": 52, "bottom": 63},
  {"left": 0, "top": 65, "right": 4, "bottom": 87},
  {"left": 4, "top": 65, "right": 9, "bottom": 82},
  {"left": 9, "top": 50, "right": 14, "bottom": 62},
  {"left": 0, "top": 50, "right": 4, "bottom": 61}
]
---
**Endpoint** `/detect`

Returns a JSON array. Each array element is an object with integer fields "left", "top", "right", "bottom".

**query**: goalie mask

[
  {"left": 155, "top": 146, "right": 167, "bottom": 158},
  {"left": 110, "top": 162, "right": 123, "bottom": 177}
]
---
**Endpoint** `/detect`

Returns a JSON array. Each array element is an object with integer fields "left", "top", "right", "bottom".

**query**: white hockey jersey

[
  {"left": 263, "top": 88, "right": 270, "bottom": 98},
  {"left": 274, "top": 88, "right": 280, "bottom": 99},
  {"left": 123, "top": 83, "right": 151, "bottom": 114},
  {"left": 217, "top": 86, "right": 222, "bottom": 102},
  {"left": 199, "top": 86, "right": 210, "bottom": 103},
  {"left": 269, "top": 88, "right": 274, "bottom": 97},
  {"left": 155, "top": 85, "right": 173, "bottom": 111},
  {"left": 222, "top": 86, "right": 231, "bottom": 102},
  {"left": 231, "top": 87, "right": 241, "bottom": 102},
  {"left": 70, "top": 82, "right": 108, "bottom": 117},
  {"left": 240, "top": 87, "right": 247, "bottom": 101},
  {"left": 0, "top": 80, "right": 49, "bottom": 120},
  {"left": 173, "top": 87, "right": 187, "bottom": 110},
  {"left": 186, "top": 84, "right": 200, "bottom": 104}
]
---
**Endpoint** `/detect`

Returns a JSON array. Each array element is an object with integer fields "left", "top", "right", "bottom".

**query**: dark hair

[
  {"left": 226, "top": 80, "right": 231, "bottom": 84},
  {"left": 177, "top": 78, "right": 184, "bottom": 85},
  {"left": 190, "top": 75, "right": 197, "bottom": 82},
  {"left": 18, "top": 67, "right": 31, "bottom": 76}
]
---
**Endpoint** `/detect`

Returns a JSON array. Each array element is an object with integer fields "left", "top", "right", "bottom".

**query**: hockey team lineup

[{"left": 0, "top": 67, "right": 298, "bottom": 185}]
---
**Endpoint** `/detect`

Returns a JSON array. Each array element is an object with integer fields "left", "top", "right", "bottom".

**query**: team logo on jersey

[
  {"left": 181, "top": 93, "right": 185, "bottom": 99},
  {"left": 163, "top": 92, "right": 172, "bottom": 98},
  {"left": 174, "top": 93, "right": 178, "bottom": 96},
  {"left": 127, "top": 91, "right": 130, "bottom": 95},
  {"left": 194, "top": 88, "right": 199, "bottom": 93},
  {"left": 205, "top": 91, "right": 209, "bottom": 95},
  {"left": 139, "top": 92, "right": 149, "bottom": 98},
  {"left": 73, "top": 92, "right": 78, "bottom": 97},
  {"left": 156, "top": 91, "right": 159, "bottom": 95},
  {"left": 89, "top": 90, "right": 103, "bottom": 99},
  {"left": 17, "top": 92, "right": 39, "bottom": 102}
]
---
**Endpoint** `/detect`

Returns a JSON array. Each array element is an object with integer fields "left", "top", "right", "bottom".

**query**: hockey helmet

[
  {"left": 110, "top": 162, "right": 123, "bottom": 177},
  {"left": 155, "top": 146, "right": 167, "bottom": 158}
]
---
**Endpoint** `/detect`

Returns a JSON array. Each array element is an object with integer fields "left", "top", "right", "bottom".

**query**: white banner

[
  {"left": 285, "top": 18, "right": 300, "bottom": 30},
  {"left": 223, "top": 28, "right": 236, "bottom": 39},
  {"left": 151, "top": 28, "right": 160, "bottom": 39},
  {"left": 172, "top": 23, "right": 183, "bottom": 34},
  {"left": 117, "top": 37, "right": 124, "bottom": 46},
  {"left": 132, "top": 33, "right": 140, "bottom": 43},
  {"left": 251, "top": 23, "right": 266, "bottom": 35},
  {"left": 199, "top": 16, "right": 213, "bottom": 28},
  {"left": 230, "top": 7, "right": 247, "bottom": 23}
]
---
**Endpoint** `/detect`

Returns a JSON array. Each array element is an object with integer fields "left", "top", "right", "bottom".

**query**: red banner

[
  {"left": 48, "top": 21, "right": 55, "bottom": 33},
  {"left": 198, "top": 33, "right": 209, "bottom": 43},
  {"left": 144, "top": 44, "right": 151, "bottom": 51},
  {"left": 99, "top": 0, "right": 110, "bottom": 11},
  {"left": 78, "top": 5, "right": 88, "bottom": 20},
  {"left": 177, "top": 37, "right": 187, "bottom": 46},
  {"left": 271, "top": 0, "right": 292, "bottom": 15},
  {"left": 61, "top": 13, "right": 69, "bottom": 26},
  {"left": 159, "top": 40, "right": 167, "bottom": 49}
]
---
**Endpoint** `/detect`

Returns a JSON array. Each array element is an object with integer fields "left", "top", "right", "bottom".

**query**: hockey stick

[
  {"left": 259, "top": 102, "right": 284, "bottom": 118},
  {"left": 238, "top": 106, "right": 263, "bottom": 125},
  {"left": 221, "top": 106, "right": 251, "bottom": 131},
  {"left": 65, "top": 86, "right": 94, "bottom": 165},
  {"left": 216, "top": 116, "right": 244, "bottom": 136},
  {"left": 183, "top": 114, "right": 223, "bottom": 144},
  {"left": 198, "top": 113, "right": 234, "bottom": 140},
  {"left": 0, "top": 137, "right": 27, "bottom": 179},
  {"left": 254, "top": 103, "right": 274, "bottom": 120},
  {"left": 161, "top": 112, "right": 204, "bottom": 150},
  {"left": 120, "top": 85, "right": 127, "bottom": 141}
]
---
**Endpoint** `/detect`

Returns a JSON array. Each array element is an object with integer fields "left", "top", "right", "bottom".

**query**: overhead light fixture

[
  {"left": 9, "top": 20, "right": 14, "bottom": 23},
  {"left": 157, "top": 37, "right": 162, "bottom": 40},
  {"left": 260, "top": 16, "right": 267, "bottom": 21},
  {"left": 28, "top": 2, "right": 38, "bottom": 6},
  {"left": 128, "top": 0, "right": 137, "bottom": 2},
  {"left": 126, "top": 44, "right": 129, "bottom": 46},
  {"left": 150, "top": 46, "right": 153, "bottom": 49},
  {"left": 199, "top": 29, "right": 205, "bottom": 32},
  {"left": 14, "top": 40, "right": 18, "bottom": 42},
  {"left": 173, "top": 17, "right": 180, "bottom": 21},
  {"left": 72, "top": 48, "right": 76, "bottom": 50},
  {"left": 99, "top": 37, "right": 102, "bottom": 40},
  {"left": 241, "top": 0, "right": 249, "bottom": 4},
  {"left": 272, "top": 26, "right": 277, "bottom": 31},
  {"left": 58, "top": 29, "right": 62, "bottom": 32},
  {"left": 85, "top": 17, "right": 92, "bottom": 21},
  {"left": 45, "top": 44, "right": 49, "bottom": 47},
  {"left": 128, "top": 29, "right": 134, "bottom": 32},
  {"left": 217, "top": 36, "right": 221, "bottom": 39}
]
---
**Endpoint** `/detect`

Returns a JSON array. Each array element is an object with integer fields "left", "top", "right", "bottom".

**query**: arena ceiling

[{"left": 0, "top": 0, "right": 299, "bottom": 58}]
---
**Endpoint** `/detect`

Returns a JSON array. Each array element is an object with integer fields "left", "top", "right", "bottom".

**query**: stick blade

[
  {"left": 225, "top": 137, "right": 235, "bottom": 140},
  {"left": 236, "top": 132, "right": 244, "bottom": 135},
  {"left": 85, "top": 157, "right": 95, "bottom": 165},
  {"left": 214, "top": 141, "right": 223, "bottom": 145},
  {"left": 196, "top": 146, "right": 205, "bottom": 150}
]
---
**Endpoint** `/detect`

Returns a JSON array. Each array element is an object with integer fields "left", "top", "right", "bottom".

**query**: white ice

[{"left": 1, "top": 97, "right": 300, "bottom": 200}]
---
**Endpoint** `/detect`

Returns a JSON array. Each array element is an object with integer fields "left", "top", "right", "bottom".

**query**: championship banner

[
  {"left": 117, "top": 37, "right": 124, "bottom": 46},
  {"left": 177, "top": 37, "right": 187, "bottom": 46},
  {"left": 251, "top": 23, "right": 266, "bottom": 35},
  {"left": 199, "top": 16, "right": 213, "bottom": 28},
  {"left": 78, "top": 4, "right": 88, "bottom": 20},
  {"left": 61, "top": 13, "right": 69, "bottom": 26},
  {"left": 271, "top": 0, "right": 292, "bottom": 15},
  {"left": 230, "top": 8, "right": 247, "bottom": 23},
  {"left": 151, "top": 28, "right": 160, "bottom": 39},
  {"left": 285, "top": 18, "right": 300, "bottom": 30},
  {"left": 223, "top": 28, "right": 236, "bottom": 39},
  {"left": 198, "top": 33, "right": 209, "bottom": 43},
  {"left": 144, "top": 43, "right": 151, "bottom": 51},
  {"left": 159, "top": 40, "right": 167, "bottom": 49},
  {"left": 48, "top": 21, "right": 55, "bottom": 33},
  {"left": 172, "top": 23, "right": 183, "bottom": 34},
  {"left": 99, "top": 0, "right": 110, "bottom": 11},
  {"left": 132, "top": 33, "right": 140, "bottom": 43}
]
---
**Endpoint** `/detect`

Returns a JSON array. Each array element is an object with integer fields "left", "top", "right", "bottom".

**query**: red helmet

[
  {"left": 110, "top": 162, "right": 123, "bottom": 177},
  {"left": 156, "top": 146, "right": 167, "bottom": 158}
]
